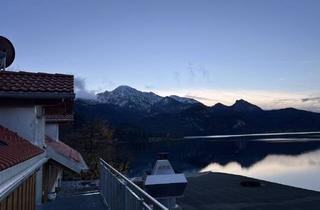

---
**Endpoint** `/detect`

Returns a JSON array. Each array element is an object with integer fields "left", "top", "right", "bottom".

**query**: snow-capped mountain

[
  {"left": 76, "top": 94, "right": 320, "bottom": 137},
  {"left": 151, "top": 96, "right": 197, "bottom": 113},
  {"left": 169, "top": 95, "right": 200, "bottom": 105},
  {"left": 96, "top": 85, "right": 202, "bottom": 111},
  {"left": 97, "top": 86, "right": 162, "bottom": 110}
]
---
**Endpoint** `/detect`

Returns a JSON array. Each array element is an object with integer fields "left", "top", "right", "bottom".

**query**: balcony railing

[{"left": 99, "top": 158, "right": 168, "bottom": 210}]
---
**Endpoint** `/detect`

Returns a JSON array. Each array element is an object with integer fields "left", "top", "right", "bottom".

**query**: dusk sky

[{"left": 2, "top": 0, "right": 320, "bottom": 111}]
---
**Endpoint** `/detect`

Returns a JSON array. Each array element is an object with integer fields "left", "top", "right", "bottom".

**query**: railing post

[
  {"left": 99, "top": 158, "right": 168, "bottom": 210},
  {"left": 123, "top": 181, "right": 128, "bottom": 210}
]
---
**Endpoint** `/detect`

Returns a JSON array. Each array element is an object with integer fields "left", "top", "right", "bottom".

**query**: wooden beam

[
  {"left": 0, "top": 198, "right": 7, "bottom": 210},
  {"left": 18, "top": 184, "right": 22, "bottom": 210},
  {"left": 12, "top": 190, "right": 17, "bottom": 210},
  {"left": 6, "top": 193, "right": 12, "bottom": 210}
]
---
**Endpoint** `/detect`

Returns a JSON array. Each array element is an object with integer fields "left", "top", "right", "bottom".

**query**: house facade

[{"left": 0, "top": 71, "right": 88, "bottom": 209}]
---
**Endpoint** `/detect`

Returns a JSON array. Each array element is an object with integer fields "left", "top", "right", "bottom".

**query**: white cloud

[{"left": 74, "top": 77, "right": 97, "bottom": 100}]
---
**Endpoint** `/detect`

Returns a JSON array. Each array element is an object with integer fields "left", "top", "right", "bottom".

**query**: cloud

[
  {"left": 172, "top": 62, "right": 211, "bottom": 85},
  {"left": 197, "top": 64, "right": 209, "bottom": 80},
  {"left": 187, "top": 62, "right": 195, "bottom": 80},
  {"left": 301, "top": 97, "right": 320, "bottom": 103},
  {"left": 186, "top": 62, "right": 210, "bottom": 83},
  {"left": 144, "top": 85, "right": 155, "bottom": 90},
  {"left": 74, "top": 77, "right": 97, "bottom": 100},
  {"left": 75, "top": 77, "right": 85, "bottom": 91},
  {"left": 184, "top": 95, "right": 218, "bottom": 104}
]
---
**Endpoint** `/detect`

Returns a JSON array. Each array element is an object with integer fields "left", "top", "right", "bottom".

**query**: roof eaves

[
  {"left": 0, "top": 91, "right": 75, "bottom": 99},
  {"left": 46, "top": 119, "right": 74, "bottom": 123},
  {"left": 45, "top": 139, "right": 88, "bottom": 174},
  {"left": 47, "top": 146, "right": 88, "bottom": 174},
  {"left": 0, "top": 153, "right": 47, "bottom": 199}
]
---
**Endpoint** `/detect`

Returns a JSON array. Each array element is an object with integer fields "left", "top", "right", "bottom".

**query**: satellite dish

[{"left": 0, "top": 36, "right": 15, "bottom": 70}]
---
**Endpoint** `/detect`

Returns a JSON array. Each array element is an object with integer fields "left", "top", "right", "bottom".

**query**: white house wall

[
  {"left": 0, "top": 106, "right": 45, "bottom": 146},
  {"left": 45, "top": 124, "right": 59, "bottom": 141}
]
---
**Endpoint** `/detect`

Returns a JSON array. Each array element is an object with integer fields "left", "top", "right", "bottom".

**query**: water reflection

[
  {"left": 201, "top": 149, "right": 320, "bottom": 192},
  {"left": 113, "top": 135, "right": 320, "bottom": 192}
]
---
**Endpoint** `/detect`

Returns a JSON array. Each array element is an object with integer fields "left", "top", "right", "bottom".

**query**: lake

[{"left": 113, "top": 133, "right": 320, "bottom": 192}]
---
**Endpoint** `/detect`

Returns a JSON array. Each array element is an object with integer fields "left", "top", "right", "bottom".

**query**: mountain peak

[
  {"left": 112, "top": 85, "right": 138, "bottom": 93},
  {"left": 115, "top": 85, "right": 131, "bottom": 89},
  {"left": 234, "top": 99, "right": 249, "bottom": 104},
  {"left": 96, "top": 85, "right": 161, "bottom": 110},
  {"left": 213, "top": 102, "right": 228, "bottom": 107},
  {"left": 231, "top": 99, "right": 262, "bottom": 112},
  {"left": 212, "top": 102, "right": 229, "bottom": 111}
]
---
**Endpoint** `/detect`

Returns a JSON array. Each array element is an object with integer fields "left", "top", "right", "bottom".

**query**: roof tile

[
  {"left": 0, "top": 125, "right": 44, "bottom": 171},
  {"left": 0, "top": 71, "right": 74, "bottom": 93}
]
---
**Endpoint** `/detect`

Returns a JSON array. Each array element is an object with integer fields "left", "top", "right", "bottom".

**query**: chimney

[{"left": 144, "top": 153, "right": 188, "bottom": 209}]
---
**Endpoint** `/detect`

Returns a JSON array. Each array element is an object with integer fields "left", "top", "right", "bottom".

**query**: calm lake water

[{"left": 117, "top": 133, "right": 320, "bottom": 192}]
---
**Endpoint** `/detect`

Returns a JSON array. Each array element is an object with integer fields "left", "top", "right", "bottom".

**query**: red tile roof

[
  {"left": 0, "top": 125, "right": 44, "bottom": 171},
  {"left": 0, "top": 71, "right": 74, "bottom": 94},
  {"left": 45, "top": 136, "right": 81, "bottom": 163}
]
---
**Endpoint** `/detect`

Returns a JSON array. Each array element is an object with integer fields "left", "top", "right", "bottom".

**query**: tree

[{"left": 81, "top": 119, "right": 113, "bottom": 151}]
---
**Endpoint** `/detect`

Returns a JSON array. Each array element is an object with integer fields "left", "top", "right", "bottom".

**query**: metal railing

[{"left": 99, "top": 158, "right": 168, "bottom": 210}]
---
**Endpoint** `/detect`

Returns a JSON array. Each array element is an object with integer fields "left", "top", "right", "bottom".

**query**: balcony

[{"left": 41, "top": 159, "right": 168, "bottom": 210}]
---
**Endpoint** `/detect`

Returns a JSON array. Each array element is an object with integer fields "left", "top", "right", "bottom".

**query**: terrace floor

[
  {"left": 39, "top": 192, "right": 106, "bottom": 210},
  {"left": 177, "top": 172, "right": 320, "bottom": 210},
  {"left": 39, "top": 172, "right": 320, "bottom": 210}
]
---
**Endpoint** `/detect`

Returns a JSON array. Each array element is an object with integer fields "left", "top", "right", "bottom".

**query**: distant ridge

[
  {"left": 75, "top": 85, "right": 320, "bottom": 137},
  {"left": 231, "top": 99, "right": 263, "bottom": 112},
  {"left": 169, "top": 95, "right": 200, "bottom": 105},
  {"left": 212, "top": 103, "right": 229, "bottom": 111}
]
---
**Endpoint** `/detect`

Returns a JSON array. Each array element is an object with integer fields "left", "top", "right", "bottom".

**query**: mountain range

[
  {"left": 96, "top": 85, "right": 200, "bottom": 111},
  {"left": 75, "top": 86, "right": 320, "bottom": 138}
]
